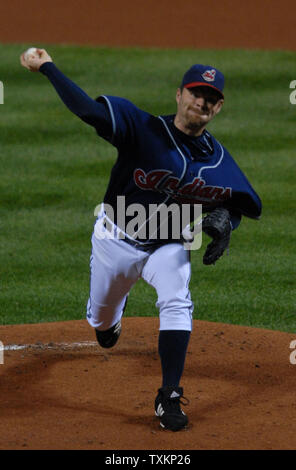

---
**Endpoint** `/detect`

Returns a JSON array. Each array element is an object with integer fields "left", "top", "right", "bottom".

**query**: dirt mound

[{"left": 1, "top": 318, "right": 295, "bottom": 450}]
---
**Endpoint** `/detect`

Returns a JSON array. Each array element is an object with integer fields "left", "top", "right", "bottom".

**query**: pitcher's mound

[{"left": 0, "top": 318, "right": 295, "bottom": 450}]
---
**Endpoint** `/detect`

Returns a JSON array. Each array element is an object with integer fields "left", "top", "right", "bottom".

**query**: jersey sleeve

[
  {"left": 39, "top": 62, "right": 113, "bottom": 141},
  {"left": 95, "top": 95, "right": 151, "bottom": 148},
  {"left": 221, "top": 147, "right": 262, "bottom": 221}
]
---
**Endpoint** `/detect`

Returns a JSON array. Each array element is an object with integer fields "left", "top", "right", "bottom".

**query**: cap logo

[{"left": 202, "top": 69, "right": 216, "bottom": 82}]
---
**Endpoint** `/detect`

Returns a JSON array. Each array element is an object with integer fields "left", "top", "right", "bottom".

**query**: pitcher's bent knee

[{"left": 159, "top": 301, "right": 193, "bottom": 332}]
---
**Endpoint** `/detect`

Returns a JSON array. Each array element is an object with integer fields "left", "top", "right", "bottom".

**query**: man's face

[{"left": 175, "top": 86, "right": 224, "bottom": 135}]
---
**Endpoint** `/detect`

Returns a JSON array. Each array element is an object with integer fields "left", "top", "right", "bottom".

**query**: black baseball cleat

[
  {"left": 95, "top": 321, "right": 121, "bottom": 349},
  {"left": 155, "top": 386, "right": 189, "bottom": 431}
]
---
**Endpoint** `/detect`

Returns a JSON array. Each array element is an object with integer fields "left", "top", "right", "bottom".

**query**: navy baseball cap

[{"left": 181, "top": 64, "right": 224, "bottom": 98}]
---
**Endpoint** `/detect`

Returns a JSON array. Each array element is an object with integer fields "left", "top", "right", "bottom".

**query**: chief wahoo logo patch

[{"left": 202, "top": 69, "right": 216, "bottom": 82}]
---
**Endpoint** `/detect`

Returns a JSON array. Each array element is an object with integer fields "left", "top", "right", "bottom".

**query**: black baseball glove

[{"left": 202, "top": 207, "right": 232, "bottom": 265}]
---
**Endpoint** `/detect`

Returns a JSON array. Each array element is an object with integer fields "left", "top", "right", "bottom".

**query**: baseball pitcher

[{"left": 20, "top": 49, "right": 262, "bottom": 431}]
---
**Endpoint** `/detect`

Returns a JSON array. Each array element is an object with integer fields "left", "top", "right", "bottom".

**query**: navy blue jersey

[
  {"left": 98, "top": 96, "right": 261, "bottom": 230},
  {"left": 40, "top": 63, "right": 262, "bottom": 243}
]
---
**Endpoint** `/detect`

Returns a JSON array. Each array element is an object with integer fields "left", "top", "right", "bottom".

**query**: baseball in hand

[
  {"left": 24, "top": 47, "right": 38, "bottom": 60},
  {"left": 20, "top": 47, "right": 52, "bottom": 72}
]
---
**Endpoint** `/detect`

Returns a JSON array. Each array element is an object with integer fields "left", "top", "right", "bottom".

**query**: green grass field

[{"left": 0, "top": 44, "right": 295, "bottom": 332}]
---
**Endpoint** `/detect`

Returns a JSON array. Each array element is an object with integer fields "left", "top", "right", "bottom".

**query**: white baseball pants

[{"left": 86, "top": 217, "right": 193, "bottom": 332}]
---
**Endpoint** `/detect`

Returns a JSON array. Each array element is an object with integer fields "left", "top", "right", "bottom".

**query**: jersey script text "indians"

[{"left": 134, "top": 168, "right": 232, "bottom": 204}]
